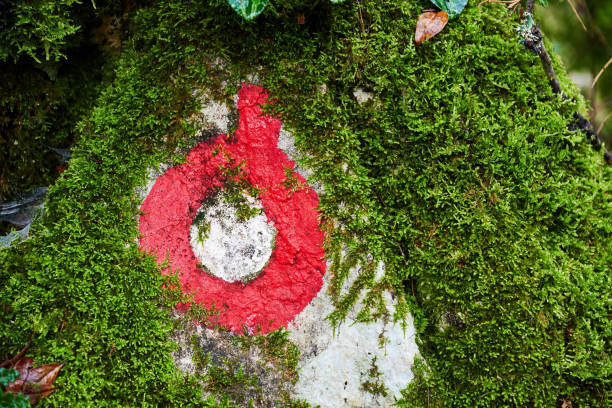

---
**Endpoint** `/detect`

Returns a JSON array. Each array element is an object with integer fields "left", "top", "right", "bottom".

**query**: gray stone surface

[
  {"left": 189, "top": 193, "right": 276, "bottom": 284},
  {"left": 288, "top": 263, "right": 418, "bottom": 408},
  {"left": 169, "top": 309, "right": 295, "bottom": 408},
  {"left": 194, "top": 90, "right": 232, "bottom": 134},
  {"left": 277, "top": 125, "right": 325, "bottom": 196}
]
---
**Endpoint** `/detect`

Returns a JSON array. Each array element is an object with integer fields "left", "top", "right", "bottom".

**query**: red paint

[{"left": 139, "top": 84, "right": 326, "bottom": 334}]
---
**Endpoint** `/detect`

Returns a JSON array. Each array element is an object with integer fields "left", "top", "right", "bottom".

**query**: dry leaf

[
  {"left": 5, "top": 357, "right": 64, "bottom": 405},
  {"left": 415, "top": 11, "right": 449, "bottom": 44}
]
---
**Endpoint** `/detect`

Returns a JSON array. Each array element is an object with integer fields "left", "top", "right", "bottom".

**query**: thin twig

[
  {"left": 592, "top": 56, "right": 612, "bottom": 89},
  {"left": 356, "top": 0, "right": 365, "bottom": 30},
  {"left": 596, "top": 110, "right": 612, "bottom": 135},
  {"left": 521, "top": 3, "right": 611, "bottom": 164},
  {"left": 566, "top": 0, "right": 587, "bottom": 32},
  {"left": 0, "top": 341, "right": 31, "bottom": 368},
  {"left": 530, "top": 30, "right": 563, "bottom": 94}
]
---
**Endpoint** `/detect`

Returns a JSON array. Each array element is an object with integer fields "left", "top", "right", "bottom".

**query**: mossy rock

[{"left": 0, "top": 1, "right": 609, "bottom": 407}]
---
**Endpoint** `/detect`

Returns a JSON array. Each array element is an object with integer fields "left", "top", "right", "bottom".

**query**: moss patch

[{"left": 0, "top": 0, "right": 610, "bottom": 407}]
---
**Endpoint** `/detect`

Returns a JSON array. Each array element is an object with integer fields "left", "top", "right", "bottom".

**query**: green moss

[
  {"left": 281, "top": 164, "right": 307, "bottom": 194},
  {"left": 0, "top": 46, "right": 111, "bottom": 206},
  {"left": 0, "top": 0, "right": 609, "bottom": 407},
  {"left": 217, "top": 158, "right": 265, "bottom": 221},
  {"left": 0, "top": 1, "right": 132, "bottom": 205},
  {"left": 0, "top": 24, "right": 204, "bottom": 405},
  {"left": 361, "top": 356, "right": 389, "bottom": 398},
  {"left": 186, "top": 324, "right": 308, "bottom": 407}
]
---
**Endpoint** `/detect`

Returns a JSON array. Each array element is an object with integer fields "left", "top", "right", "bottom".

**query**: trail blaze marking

[{"left": 139, "top": 84, "right": 326, "bottom": 334}]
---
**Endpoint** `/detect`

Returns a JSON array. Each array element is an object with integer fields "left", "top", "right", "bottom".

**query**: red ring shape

[{"left": 139, "top": 84, "right": 326, "bottom": 334}]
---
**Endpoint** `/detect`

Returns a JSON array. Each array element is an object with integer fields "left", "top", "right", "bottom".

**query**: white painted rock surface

[
  {"left": 287, "top": 267, "right": 418, "bottom": 408},
  {"left": 189, "top": 193, "right": 276, "bottom": 284}
]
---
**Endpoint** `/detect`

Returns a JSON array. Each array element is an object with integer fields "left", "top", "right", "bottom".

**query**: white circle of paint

[{"left": 189, "top": 193, "right": 276, "bottom": 284}]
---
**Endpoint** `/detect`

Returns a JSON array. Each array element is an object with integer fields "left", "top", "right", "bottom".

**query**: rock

[
  {"left": 353, "top": 88, "right": 374, "bottom": 105},
  {"left": 169, "top": 309, "right": 295, "bottom": 408},
  {"left": 189, "top": 193, "right": 276, "bottom": 284},
  {"left": 288, "top": 265, "right": 418, "bottom": 408}
]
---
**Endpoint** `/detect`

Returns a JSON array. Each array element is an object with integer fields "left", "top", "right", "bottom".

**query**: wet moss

[{"left": 0, "top": 1, "right": 609, "bottom": 407}]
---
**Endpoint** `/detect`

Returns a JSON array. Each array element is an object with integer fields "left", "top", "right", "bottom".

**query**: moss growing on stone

[{"left": 0, "top": 0, "right": 609, "bottom": 406}]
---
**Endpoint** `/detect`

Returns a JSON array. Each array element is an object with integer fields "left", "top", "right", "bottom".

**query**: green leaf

[
  {"left": 429, "top": 0, "right": 468, "bottom": 19},
  {"left": 228, "top": 0, "right": 269, "bottom": 20},
  {"left": 0, "top": 392, "right": 30, "bottom": 408},
  {"left": 537, "top": 0, "right": 548, "bottom": 6},
  {"left": 0, "top": 368, "right": 20, "bottom": 387}
]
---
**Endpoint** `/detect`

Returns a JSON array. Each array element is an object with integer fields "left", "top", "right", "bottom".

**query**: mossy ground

[{"left": 0, "top": 1, "right": 610, "bottom": 407}]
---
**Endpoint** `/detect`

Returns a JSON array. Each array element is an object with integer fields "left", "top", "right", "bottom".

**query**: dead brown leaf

[
  {"left": 5, "top": 357, "right": 64, "bottom": 405},
  {"left": 415, "top": 11, "right": 449, "bottom": 44}
]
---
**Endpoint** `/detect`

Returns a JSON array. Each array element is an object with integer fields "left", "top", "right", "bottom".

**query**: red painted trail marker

[{"left": 139, "top": 84, "right": 326, "bottom": 334}]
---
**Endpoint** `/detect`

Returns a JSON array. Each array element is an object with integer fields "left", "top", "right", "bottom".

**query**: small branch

[
  {"left": 356, "top": 0, "right": 365, "bottom": 30},
  {"left": 566, "top": 0, "right": 587, "bottom": 32},
  {"left": 597, "top": 110, "right": 612, "bottom": 135},
  {"left": 570, "top": 112, "right": 612, "bottom": 163},
  {"left": 520, "top": 4, "right": 611, "bottom": 164},
  {"left": 524, "top": 25, "right": 563, "bottom": 95},
  {"left": 0, "top": 341, "right": 31, "bottom": 368},
  {"left": 592, "top": 56, "right": 612, "bottom": 89}
]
